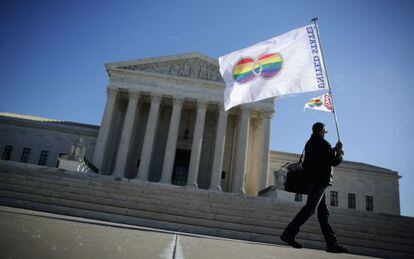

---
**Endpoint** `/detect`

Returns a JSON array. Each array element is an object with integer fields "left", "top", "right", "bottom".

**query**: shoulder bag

[{"left": 284, "top": 148, "right": 308, "bottom": 195}]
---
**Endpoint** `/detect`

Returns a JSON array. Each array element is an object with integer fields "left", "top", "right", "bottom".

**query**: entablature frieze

[
  {"left": 107, "top": 73, "right": 275, "bottom": 115},
  {"left": 108, "top": 68, "right": 224, "bottom": 92}
]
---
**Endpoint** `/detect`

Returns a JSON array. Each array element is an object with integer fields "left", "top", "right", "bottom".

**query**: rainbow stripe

[
  {"left": 233, "top": 58, "right": 256, "bottom": 83},
  {"left": 258, "top": 53, "right": 283, "bottom": 78},
  {"left": 308, "top": 99, "right": 323, "bottom": 107},
  {"left": 232, "top": 53, "right": 283, "bottom": 84}
]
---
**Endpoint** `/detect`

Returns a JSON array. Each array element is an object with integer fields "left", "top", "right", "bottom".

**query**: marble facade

[{"left": 0, "top": 53, "right": 401, "bottom": 215}]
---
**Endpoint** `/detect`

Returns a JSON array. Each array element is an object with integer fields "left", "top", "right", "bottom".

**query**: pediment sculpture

[{"left": 119, "top": 57, "right": 224, "bottom": 83}]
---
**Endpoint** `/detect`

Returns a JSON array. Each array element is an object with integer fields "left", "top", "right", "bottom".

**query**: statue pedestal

[
  {"left": 258, "top": 168, "right": 288, "bottom": 197},
  {"left": 58, "top": 155, "right": 93, "bottom": 173}
]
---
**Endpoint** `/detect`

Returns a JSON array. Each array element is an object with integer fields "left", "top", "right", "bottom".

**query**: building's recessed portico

[{"left": 92, "top": 53, "right": 275, "bottom": 195}]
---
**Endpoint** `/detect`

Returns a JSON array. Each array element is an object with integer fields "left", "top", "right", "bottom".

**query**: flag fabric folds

[
  {"left": 304, "top": 93, "right": 333, "bottom": 112},
  {"left": 219, "top": 24, "right": 328, "bottom": 111}
]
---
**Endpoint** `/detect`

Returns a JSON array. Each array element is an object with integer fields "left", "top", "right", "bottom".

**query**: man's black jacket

[{"left": 303, "top": 133, "right": 343, "bottom": 187}]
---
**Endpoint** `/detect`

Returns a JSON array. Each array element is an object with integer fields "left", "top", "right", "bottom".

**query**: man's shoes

[
  {"left": 280, "top": 233, "right": 302, "bottom": 249},
  {"left": 326, "top": 245, "right": 348, "bottom": 253}
]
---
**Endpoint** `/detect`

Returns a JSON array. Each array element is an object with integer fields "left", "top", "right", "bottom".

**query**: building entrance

[{"left": 172, "top": 149, "right": 191, "bottom": 186}]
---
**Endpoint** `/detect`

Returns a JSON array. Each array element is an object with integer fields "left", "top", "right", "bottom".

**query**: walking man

[{"left": 280, "top": 122, "right": 348, "bottom": 253}]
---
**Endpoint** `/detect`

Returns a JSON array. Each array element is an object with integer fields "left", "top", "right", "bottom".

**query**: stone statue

[{"left": 70, "top": 137, "right": 87, "bottom": 159}]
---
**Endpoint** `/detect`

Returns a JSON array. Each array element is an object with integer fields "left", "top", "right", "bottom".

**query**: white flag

[
  {"left": 219, "top": 24, "right": 328, "bottom": 111},
  {"left": 304, "top": 93, "right": 333, "bottom": 112}
]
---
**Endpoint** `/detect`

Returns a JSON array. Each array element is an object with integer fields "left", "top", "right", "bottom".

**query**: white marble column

[
  {"left": 113, "top": 91, "right": 141, "bottom": 179},
  {"left": 186, "top": 100, "right": 208, "bottom": 188},
  {"left": 232, "top": 106, "right": 251, "bottom": 194},
  {"left": 259, "top": 111, "right": 273, "bottom": 190},
  {"left": 137, "top": 94, "right": 162, "bottom": 181},
  {"left": 93, "top": 87, "right": 119, "bottom": 173},
  {"left": 160, "top": 97, "right": 184, "bottom": 184},
  {"left": 209, "top": 104, "right": 228, "bottom": 191}
]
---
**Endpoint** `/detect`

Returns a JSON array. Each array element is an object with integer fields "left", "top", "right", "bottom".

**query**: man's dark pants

[{"left": 282, "top": 182, "right": 338, "bottom": 247}]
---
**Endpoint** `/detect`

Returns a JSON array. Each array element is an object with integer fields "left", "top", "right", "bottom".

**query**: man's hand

[{"left": 335, "top": 141, "right": 344, "bottom": 155}]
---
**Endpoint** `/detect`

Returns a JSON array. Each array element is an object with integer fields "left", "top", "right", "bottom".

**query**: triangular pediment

[{"left": 106, "top": 53, "right": 224, "bottom": 83}]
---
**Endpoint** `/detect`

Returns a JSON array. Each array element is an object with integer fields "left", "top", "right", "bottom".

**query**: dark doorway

[{"left": 172, "top": 149, "right": 191, "bottom": 186}]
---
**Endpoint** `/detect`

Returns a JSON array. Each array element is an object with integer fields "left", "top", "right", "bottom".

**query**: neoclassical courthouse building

[{"left": 0, "top": 53, "right": 401, "bottom": 215}]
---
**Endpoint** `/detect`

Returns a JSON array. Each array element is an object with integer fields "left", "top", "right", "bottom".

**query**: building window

[
  {"left": 330, "top": 191, "right": 338, "bottom": 207},
  {"left": 1, "top": 145, "right": 13, "bottom": 160},
  {"left": 366, "top": 196, "right": 374, "bottom": 211},
  {"left": 20, "top": 148, "right": 32, "bottom": 163},
  {"left": 38, "top": 150, "right": 49, "bottom": 166},
  {"left": 295, "top": 193, "right": 302, "bottom": 202},
  {"left": 348, "top": 193, "right": 356, "bottom": 209}
]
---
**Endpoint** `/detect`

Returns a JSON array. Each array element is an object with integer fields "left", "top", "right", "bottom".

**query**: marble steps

[
  {"left": 1, "top": 167, "right": 413, "bottom": 237},
  {"left": 3, "top": 176, "right": 412, "bottom": 249},
  {"left": 0, "top": 173, "right": 414, "bottom": 244},
  {"left": 1, "top": 185, "right": 412, "bottom": 259},
  {"left": 1, "top": 168, "right": 414, "bottom": 238},
  {"left": 6, "top": 164, "right": 413, "bottom": 226},
  {"left": 0, "top": 164, "right": 405, "bottom": 222},
  {"left": 0, "top": 164, "right": 402, "bottom": 223},
  {"left": 1, "top": 172, "right": 414, "bottom": 256},
  {"left": 0, "top": 163, "right": 413, "bottom": 254}
]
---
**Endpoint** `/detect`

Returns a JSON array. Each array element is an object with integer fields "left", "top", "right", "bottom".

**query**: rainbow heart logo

[
  {"left": 308, "top": 99, "right": 323, "bottom": 107},
  {"left": 232, "top": 53, "right": 283, "bottom": 84}
]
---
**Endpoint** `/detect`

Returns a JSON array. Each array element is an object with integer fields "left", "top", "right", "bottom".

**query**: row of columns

[{"left": 93, "top": 87, "right": 272, "bottom": 194}]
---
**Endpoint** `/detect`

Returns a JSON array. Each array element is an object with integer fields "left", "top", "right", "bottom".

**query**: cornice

[
  {"left": 109, "top": 67, "right": 225, "bottom": 90},
  {"left": 0, "top": 117, "right": 99, "bottom": 137}
]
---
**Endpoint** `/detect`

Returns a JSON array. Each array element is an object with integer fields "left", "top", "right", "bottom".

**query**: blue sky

[{"left": 1, "top": 0, "right": 413, "bottom": 216}]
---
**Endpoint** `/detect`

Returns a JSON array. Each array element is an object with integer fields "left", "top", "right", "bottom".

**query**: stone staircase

[{"left": 0, "top": 160, "right": 413, "bottom": 258}]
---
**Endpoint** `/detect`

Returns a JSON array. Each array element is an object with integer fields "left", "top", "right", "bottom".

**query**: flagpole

[{"left": 312, "top": 17, "right": 341, "bottom": 142}]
